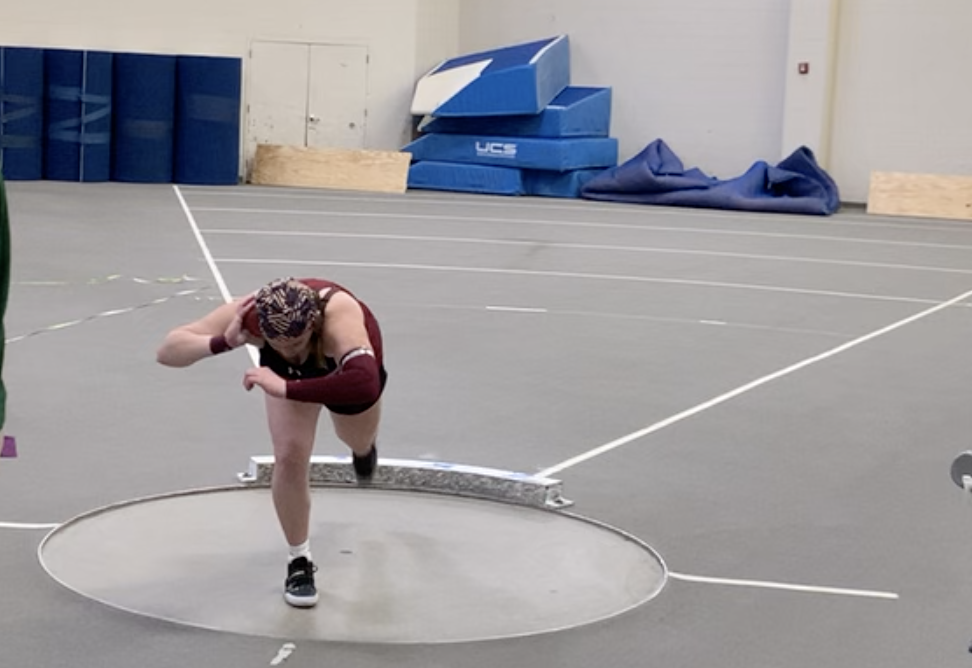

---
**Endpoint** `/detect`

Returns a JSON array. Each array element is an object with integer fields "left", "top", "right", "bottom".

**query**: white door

[
  {"left": 246, "top": 41, "right": 310, "bottom": 151},
  {"left": 246, "top": 41, "right": 369, "bottom": 168},
  {"left": 307, "top": 44, "right": 368, "bottom": 150}
]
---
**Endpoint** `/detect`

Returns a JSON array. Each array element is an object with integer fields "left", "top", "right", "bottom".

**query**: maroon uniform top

[{"left": 299, "top": 278, "right": 384, "bottom": 367}]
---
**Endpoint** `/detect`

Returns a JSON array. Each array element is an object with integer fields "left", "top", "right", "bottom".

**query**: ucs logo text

[{"left": 475, "top": 142, "right": 518, "bottom": 158}]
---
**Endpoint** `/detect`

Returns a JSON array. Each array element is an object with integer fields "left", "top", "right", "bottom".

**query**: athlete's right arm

[{"left": 156, "top": 297, "right": 257, "bottom": 368}]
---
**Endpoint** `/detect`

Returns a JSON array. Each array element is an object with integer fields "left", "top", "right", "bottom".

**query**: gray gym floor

[{"left": 2, "top": 179, "right": 971, "bottom": 667}]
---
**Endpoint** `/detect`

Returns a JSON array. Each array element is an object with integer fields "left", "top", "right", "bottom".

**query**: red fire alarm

[{"left": 798, "top": 62, "right": 810, "bottom": 75}]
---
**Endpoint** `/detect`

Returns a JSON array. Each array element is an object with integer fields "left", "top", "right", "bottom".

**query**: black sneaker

[
  {"left": 284, "top": 557, "right": 318, "bottom": 608},
  {"left": 352, "top": 445, "right": 378, "bottom": 480}
]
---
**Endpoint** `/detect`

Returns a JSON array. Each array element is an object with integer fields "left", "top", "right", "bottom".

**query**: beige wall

[
  {"left": 829, "top": 0, "right": 972, "bottom": 202},
  {"left": 416, "top": 0, "right": 461, "bottom": 79},
  {"left": 781, "top": 0, "right": 840, "bottom": 168},
  {"left": 459, "top": 0, "right": 791, "bottom": 182},
  {"left": 459, "top": 0, "right": 972, "bottom": 203}
]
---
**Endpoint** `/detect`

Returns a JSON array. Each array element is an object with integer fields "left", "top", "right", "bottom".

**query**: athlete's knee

[
  {"left": 333, "top": 415, "right": 379, "bottom": 452},
  {"left": 272, "top": 437, "right": 313, "bottom": 470}
]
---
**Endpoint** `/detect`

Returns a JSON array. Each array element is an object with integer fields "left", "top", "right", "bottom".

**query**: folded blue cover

[
  {"left": 580, "top": 139, "right": 840, "bottom": 215},
  {"left": 404, "top": 133, "right": 617, "bottom": 172},
  {"left": 420, "top": 87, "right": 611, "bottom": 138}
]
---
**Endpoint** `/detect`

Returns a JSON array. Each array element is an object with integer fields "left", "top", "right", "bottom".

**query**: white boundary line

[
  {"left": 270, "top": 643, "right": 297, "bottom": 666},
  {"left": 173, "top": 186, "right": 259, "bottom": 366},
  {"left": 537, "top": 284, "right": 972, "bottom": 477},
  {"left": 668, "top": 572, "right": 898, "bottom": 600},
  {"left": 420, "top": 302, "right": 852, "bottom": 336},
  {"left": 178, "top": 187, "right": 972, "bottom": 234},
  {"left": 214, "top": 258, "right": 947, "bottom": 307},
  {"left": 486, "top": 306, "right": 549, "bottom": 313},
  {"left": 174, "top": 186, "right": 233, "bottom": 303},
  {"left": 0, "top": 522, "right": 59, "bottom": 530},
  {"left": 194, "top": 206, "right": 972, "bottom": 250},
  {"left": 202, "top": 228, "right": 972, "bottom": 276}
]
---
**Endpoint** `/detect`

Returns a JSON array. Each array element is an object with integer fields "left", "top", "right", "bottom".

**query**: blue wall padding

[
  {"left": 0, "top": 47, "right": 45, "bottom": 180},
  {"left": 408, "top": 161, "right": 525, "bottom": 196},
  {"left": 174, "top": 56, "right": 242, "bottom": 185},
  {"left": 111, "top": 53, "right": 176, "bottom": 183},
  {"left": 422, "top": 87, "right": 612, "bottom": 138},
  {"left": 427, "top": 35, "right": 570, "bottom": 117},
  {"left": 43, "top": 49, "right": 113, "bottom": 182},
  {"left": 524, "top": 168, "right": 605, "bottom": 199},
  {"left": 581, "top": 139, "right": 841, "bottom": 215},
  {"left": 404, "top": 133, "right": 617, "bottom": 172}
]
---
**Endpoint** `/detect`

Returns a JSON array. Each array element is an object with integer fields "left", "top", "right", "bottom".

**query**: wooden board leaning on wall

[
  {"left": 868, "top": 172, "right": 972, "bottom": 222},
  {"left": 250, "top": 144, "right": 412, "bottom": 194}
]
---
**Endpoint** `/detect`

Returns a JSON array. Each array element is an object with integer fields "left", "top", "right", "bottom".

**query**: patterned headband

[{"left": 255, "top": 278, "right": 321, "bottom": 339}]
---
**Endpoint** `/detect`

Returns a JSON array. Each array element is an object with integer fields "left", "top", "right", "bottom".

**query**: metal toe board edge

[{"left": 237, "top": 456, "right": 573, "bottom": 510}]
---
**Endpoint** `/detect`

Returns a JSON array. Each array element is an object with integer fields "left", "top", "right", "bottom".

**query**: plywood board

[
  {"left": 249, "top": 144, "right": 411, "bottom": 194},
  {"left": 867, "top": 171, "right": 972, "bottom": 221}
]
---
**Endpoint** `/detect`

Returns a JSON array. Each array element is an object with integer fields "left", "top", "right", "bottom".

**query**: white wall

[
  {"left": 0, "top": 0, "right": 461, "bottom": 154},
  {"left": 416, "top": 0, "right": 461, "bottom": 80},
  {"left": 459, "top": 0, "right": 791, "bottom": 181},
  {"left": 781, "top": 0, "right": 840, "bottom": 166},
  {"left": 829, "top": 0, "right": 972, "bottom": 202}
]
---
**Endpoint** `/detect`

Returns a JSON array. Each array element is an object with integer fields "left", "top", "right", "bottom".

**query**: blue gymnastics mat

[
  {"left": 524, "top": 168, "right": 605, "bottom": 198},
  {"left": 408, "top": 160, "right": 606, "bottom": 199},
  {"left": 404, "top": 133, "right": 617, "bottom": 172},
  {"left": 419, "top": 87, "right": 611, "bottom": 138},
  {"left": 581, "top": 139, "right": 840, "bottom": 215},
  {"left": 408, "top": 161, "right": 525, "bottom": 195},
  {"left": 411, "top": 35, "right": 569, "bottom": 117}
]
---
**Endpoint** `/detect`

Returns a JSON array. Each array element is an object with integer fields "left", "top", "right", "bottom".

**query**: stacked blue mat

[
  {"left": 405, "top": 35, "right": 617, "bottom": 199},
  {"left": 0, "top": 46, "right": 241, "bottom": 185}
]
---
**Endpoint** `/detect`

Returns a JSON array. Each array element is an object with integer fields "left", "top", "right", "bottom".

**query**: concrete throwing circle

[{"left": 39, "top": 486, "right": 667, "bottom": 644}]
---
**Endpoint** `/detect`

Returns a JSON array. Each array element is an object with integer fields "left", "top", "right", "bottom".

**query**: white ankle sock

[{"left": 288, "top": 540, "right": 311, "bottom": 563}]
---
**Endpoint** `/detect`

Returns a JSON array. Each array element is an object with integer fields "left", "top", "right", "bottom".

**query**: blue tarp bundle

[{"left": 581, "top": 139, "right": 841, "bottom": 215}]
